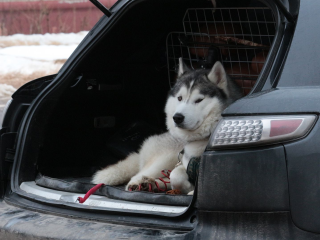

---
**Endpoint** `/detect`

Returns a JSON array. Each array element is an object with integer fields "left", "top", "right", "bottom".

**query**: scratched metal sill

[{"left": 20, "top": 181, "right": 187, "bottom": 214}]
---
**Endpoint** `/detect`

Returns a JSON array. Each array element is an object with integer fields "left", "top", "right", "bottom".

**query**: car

[{"left": 2, "top": 0, "right": 320, "bottom": 239}]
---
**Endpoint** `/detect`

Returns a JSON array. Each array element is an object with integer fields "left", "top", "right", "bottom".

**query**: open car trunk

[{"left": 14, "top": 0, "right": 280, "bottom": 214}]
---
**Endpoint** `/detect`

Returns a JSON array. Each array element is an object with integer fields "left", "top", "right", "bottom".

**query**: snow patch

[
  {"left": 0, "top": 45, "right": 78, "bottom": 62},
  {"left": 0, "top": 84, "right": 16, "bottom": 97},
  {"left": 0, "top": 31, "right": 88, "bottom": 89},
  {"left": 0, "top": 55, "right": 63, "bottom": 75},
  {"left": 0, "top": 31, "right": 88, "bottom": 48}
]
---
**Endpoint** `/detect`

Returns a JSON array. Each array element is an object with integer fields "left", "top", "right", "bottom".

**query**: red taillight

[
  {"left": 270, "top": 119, "right": 302, "bottom": 137},
  {"left": 210, "top": 115, "right": 316, "bottom": 149}
]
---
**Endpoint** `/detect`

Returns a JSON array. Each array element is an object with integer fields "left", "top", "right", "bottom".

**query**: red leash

[
  {"left": 78, "top": 169, "right": 172, "bottom": 203},
  {"left": 128, "top": 169, "right": 172, "bottom": 192},
  {"left": 154, "top": 169, "right": 171, "bottom": 192},
  {"left": 76, "top": 183, "right": 104, "bottom": 204}
]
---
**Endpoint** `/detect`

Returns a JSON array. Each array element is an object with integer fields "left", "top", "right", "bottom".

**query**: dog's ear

[
  {"left": 207, "top": 61, "right": 228, "bottom": 91},
  {"left": 178, "top": 58, "right": 191, "bottom": 77}
]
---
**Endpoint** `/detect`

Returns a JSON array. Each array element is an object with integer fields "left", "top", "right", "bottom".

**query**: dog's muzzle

[{"left": 173, "top": 113, "right": 185, "bottom": 124}]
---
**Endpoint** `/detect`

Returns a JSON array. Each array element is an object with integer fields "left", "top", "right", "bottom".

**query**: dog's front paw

[
  {"left": 126, "top": 176, "right": 155, "bottom": 192},
  {"left": 187, "top": 190, "right": 194, "bottom": 195},
  {"left": 126, "top": 179, "right": 141, "bottom": 191},
  {"left": 170, "top": 166, "right": 194, "bottom": 194},
  {"left": 92, "top": 168, "right": 122, "bottom": 185}
]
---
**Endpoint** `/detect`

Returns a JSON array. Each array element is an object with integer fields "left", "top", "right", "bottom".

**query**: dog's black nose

[{"left": 173, "top": 113, "right": 185, "bottom": 124}]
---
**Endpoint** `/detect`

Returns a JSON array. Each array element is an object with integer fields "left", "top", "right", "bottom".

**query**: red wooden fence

[{"left": 0, "top": 0, "right": 117, "bottom": 35}]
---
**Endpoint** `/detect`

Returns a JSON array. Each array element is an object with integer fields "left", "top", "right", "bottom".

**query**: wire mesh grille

[{"left": 167, "top": 7, "right": 276, "bottom": 95}]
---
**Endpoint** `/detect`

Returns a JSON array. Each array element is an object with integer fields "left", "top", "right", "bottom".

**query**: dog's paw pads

[
  {"left": 126, "top": 176, "right": 156, "bottom": 192},
  {"left": 127, "top": 184, "right": 139, "bottom": 191},
  {"left": 142, "top": 176, "right": 155, "bottom": 183}
]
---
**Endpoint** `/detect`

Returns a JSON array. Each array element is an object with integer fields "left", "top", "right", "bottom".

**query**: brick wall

[{"left": 0, "top": 0, "right": 117, "bottom": 35}]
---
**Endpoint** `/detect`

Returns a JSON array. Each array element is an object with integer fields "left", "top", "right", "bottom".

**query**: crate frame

[{"left": 167, "top": 5, "right": 278, "bottom": 95}]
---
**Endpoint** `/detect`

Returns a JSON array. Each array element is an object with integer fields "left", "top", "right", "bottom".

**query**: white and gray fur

[
  {"left": 92, "top": 58, "right": 242, "bottom": 194},
  {"left": 167, "top": 59, "right": 242, "bottom": 193}
]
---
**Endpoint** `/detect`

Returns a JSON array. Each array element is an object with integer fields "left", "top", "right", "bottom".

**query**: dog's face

[{"left": 165, "top": 59, "right": 230, "bottom": 141}]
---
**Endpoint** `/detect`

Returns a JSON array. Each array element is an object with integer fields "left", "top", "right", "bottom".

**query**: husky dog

[{"left": 92, "top": 59, "right": 242, "bottom": 194}]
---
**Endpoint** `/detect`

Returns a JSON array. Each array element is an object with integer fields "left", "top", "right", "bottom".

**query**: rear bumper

[
  {"left": 0, "top": 200, "right": 187, "bottom": 240},
  {"left": 2, "top": 199, "right": 319, "bottom": 240},
  {"left": 198, "top": 145, "right": 289, "bottom": 211},
  {"left": 192, "top": 210, "right": 320, "bottom": 239}
]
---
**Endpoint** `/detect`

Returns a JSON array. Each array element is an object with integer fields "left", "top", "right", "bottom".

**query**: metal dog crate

[{"left": 167, "top": 6, "right": 276, "bottom": 94}]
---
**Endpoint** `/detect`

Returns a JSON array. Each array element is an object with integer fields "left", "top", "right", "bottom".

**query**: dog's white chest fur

[{"left": 182, "top": 139, "right": 208, "bottom": 169}]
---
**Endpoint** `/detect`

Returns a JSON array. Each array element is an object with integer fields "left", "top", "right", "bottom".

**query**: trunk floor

[{"left": 35, "top": 174, "right": 192, "bottom": 206}]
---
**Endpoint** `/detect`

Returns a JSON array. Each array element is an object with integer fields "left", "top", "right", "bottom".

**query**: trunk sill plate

[{"left": 20, "top": 181, "right": 187, "bottom": 213}]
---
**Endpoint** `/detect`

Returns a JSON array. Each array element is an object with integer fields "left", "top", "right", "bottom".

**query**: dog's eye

[
  {"left": 195, "top": 98, "right": 204, "bottom": 104},
  {"left": 178, "top": 96, "right": 182, "bottom": 101}
]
